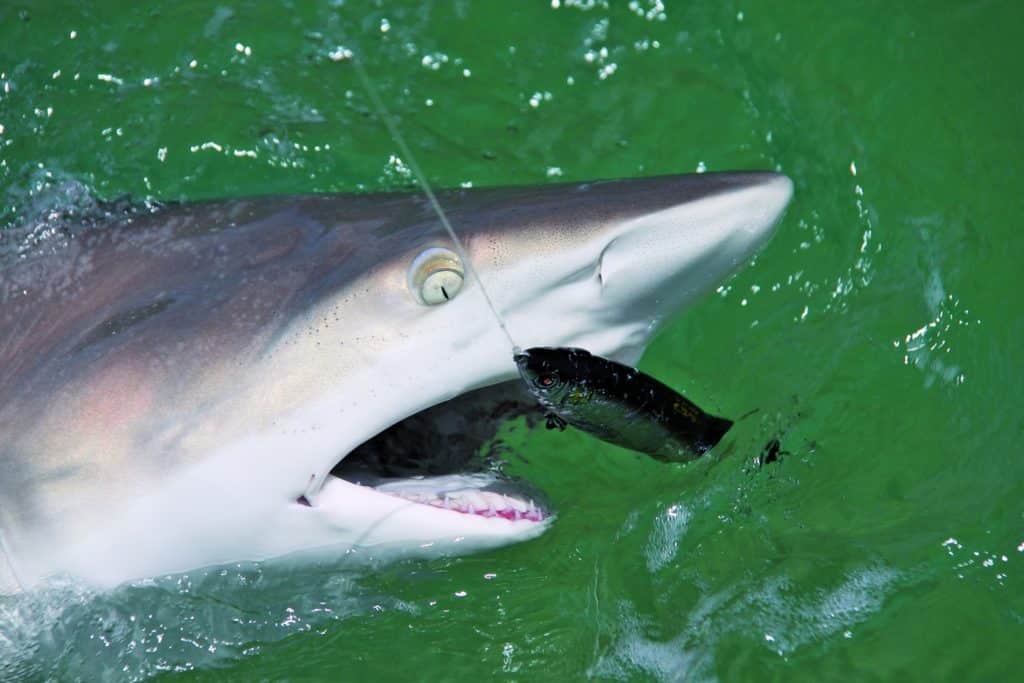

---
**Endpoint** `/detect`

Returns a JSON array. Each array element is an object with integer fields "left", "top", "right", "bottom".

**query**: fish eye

[
  {"left": 407, "top": 247, "right": 464, "bottom": 305},
  {"left": 538, "top": 374, "right": 558, "bottom": 388}
]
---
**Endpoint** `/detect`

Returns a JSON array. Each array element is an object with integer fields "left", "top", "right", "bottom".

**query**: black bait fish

[{"left": 514, "top": 347, "right": 733, "bottom": 462}]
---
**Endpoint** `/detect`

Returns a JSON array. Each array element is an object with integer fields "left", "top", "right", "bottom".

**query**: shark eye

[{"left": 407, "top": 247, "right": 465, "bottom": 305}]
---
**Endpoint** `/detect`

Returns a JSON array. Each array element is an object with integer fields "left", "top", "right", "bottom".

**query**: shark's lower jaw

[
  {"left": 346, "top": 474, "right": 547, "bottom": 523},
  {"left": 312, "top": 380, "right": 552, "bottom": 528}
]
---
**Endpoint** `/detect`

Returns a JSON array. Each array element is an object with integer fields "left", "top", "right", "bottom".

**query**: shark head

[{"left": 0, "top": 172, "right": 791, "bottom": 590}]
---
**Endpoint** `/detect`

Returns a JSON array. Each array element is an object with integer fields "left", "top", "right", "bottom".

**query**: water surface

[{"left": 1, "top": 1, "right": 1021, "bottom": 680}]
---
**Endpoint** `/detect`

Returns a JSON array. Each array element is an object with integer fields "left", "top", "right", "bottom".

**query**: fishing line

[
  {"left": 0, "top": 529, "right": 24, "bottom": 592},
  {"left": 348, "top": 53, "right": 520, "bottom": 353}
]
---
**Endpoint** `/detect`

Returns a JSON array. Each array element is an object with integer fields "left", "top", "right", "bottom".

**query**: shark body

[{"left": 0, "top": 173, "right": 792, "bottom": 591}]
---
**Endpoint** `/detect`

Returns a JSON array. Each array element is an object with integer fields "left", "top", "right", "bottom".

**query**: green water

[{"left": 1, "top": 1, "right": 1022, "bottom": 680}]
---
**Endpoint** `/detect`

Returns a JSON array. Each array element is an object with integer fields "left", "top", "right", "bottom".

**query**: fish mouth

[{"left": 308, "top": 380, "right": 552, "bottom": 527}]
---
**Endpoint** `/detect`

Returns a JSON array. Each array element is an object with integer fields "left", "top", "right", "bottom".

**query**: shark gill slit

[{"left": 348, "top": 53, "right": 521, "bottom": 353}]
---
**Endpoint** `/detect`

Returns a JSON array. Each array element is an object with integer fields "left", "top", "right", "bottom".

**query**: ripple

[{"left": 645, "top": 503, "right": 692, "bottom": 573}]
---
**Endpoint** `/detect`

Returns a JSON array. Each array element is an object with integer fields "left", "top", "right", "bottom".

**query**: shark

[{"left": 0, "top": 172, "right": 792, "bottom": 592}]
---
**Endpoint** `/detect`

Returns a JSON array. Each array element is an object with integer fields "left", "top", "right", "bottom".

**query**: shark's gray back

[{"left": 2, "top": 195, "right": 411, "bottom": 402}]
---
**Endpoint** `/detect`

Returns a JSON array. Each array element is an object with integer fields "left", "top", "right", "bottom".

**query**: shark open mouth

[{"left": 317, "top": 381, "right": 551, "bottom": 523}]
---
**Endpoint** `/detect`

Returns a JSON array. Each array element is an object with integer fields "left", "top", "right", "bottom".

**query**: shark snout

[{"left": 597, "top": 172, "right": 793, "bottom": 312}]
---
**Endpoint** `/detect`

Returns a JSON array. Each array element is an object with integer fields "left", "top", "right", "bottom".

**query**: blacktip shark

[{"left": 0, "top": 172, "right": 792, "bottom": 591}]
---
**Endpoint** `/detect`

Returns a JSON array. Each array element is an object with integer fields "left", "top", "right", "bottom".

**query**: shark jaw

[{"left": 0, "top": 172, "right": 792, "bottom": 591}]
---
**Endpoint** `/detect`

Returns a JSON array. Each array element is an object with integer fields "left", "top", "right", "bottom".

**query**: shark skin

[{"left": 0, "top": 172, "right": 793, "bottom": 591}]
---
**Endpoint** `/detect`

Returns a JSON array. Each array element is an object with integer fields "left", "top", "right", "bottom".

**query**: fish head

[{"left": 513, "top": 347, "right": 594, "bottom": 405}]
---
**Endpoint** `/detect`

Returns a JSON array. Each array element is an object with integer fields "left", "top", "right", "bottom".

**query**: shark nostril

[{"left": 596, "top": 236, "right": 619, "bottom": 289}]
